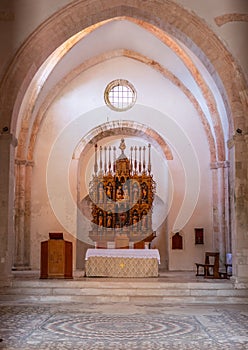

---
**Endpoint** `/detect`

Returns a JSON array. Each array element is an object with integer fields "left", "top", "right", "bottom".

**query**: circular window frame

[{"left": 104, "top": 79, "right": 137, "bottom": 112}]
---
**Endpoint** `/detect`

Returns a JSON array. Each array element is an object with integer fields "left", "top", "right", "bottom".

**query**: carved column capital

[
  {"left": 210, "top": 160, "right": 230, "bottom": 169},
  {"left": 15, "top": 159, "right": 34, "bottom": 167}
]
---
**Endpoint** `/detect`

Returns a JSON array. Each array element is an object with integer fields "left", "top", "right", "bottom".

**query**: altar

[
  {"left": 84, "top": 139, "right": 159, "bottom": 277},
  {"left": 85, "top": 249, "right": 160, "bottom": 277}
]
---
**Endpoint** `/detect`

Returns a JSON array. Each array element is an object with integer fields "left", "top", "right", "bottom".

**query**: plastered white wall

[{"left": 31, "top": 56, "right": 212, "bottom": 270}]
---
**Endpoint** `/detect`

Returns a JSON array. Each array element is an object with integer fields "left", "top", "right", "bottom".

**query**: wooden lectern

[{"left": 40, "top": 232, "right": 73, "bottom": 279}]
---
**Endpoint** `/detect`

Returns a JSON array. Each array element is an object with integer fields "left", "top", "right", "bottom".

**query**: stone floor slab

[{"left": 0, "top": 302, "right": 247, "bottom": 349}]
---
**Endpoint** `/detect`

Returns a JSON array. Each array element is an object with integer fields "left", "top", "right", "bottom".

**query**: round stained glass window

[{"left": 104, "top": 79, "right": 137, "bottom": 111}]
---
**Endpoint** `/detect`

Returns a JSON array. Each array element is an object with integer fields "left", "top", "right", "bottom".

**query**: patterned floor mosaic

[{"left": 0, "top": 303, "right": 247, "bottom": 350}]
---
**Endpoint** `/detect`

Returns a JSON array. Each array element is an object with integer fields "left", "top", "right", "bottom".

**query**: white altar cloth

[{"left": 85, "top": 248, "right": 160, "bottom": 263}]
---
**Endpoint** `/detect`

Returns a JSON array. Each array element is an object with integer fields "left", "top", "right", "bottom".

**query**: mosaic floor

[{"left": 0, "top": 302, "right": 247, "bottom": 350}]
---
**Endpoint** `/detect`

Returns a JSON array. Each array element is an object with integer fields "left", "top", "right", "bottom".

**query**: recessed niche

[
  {"left": 195, "top": 228, "right": 204, "bottom": 244},
  {"left": 172, "top": 232, "right": 183, "bottom": 250}
]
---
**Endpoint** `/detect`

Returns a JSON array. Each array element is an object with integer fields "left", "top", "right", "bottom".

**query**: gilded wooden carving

[{"left": 88, "top": 139, "right": 156, "bottom": 245}]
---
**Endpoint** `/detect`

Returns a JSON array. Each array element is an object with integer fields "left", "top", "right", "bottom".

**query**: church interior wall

[
  {"left": 28, "top": 56, "right": 214, "bottom": 271},
  {"left": 0, "top": 0, "right": 247, "bottom": 283}
]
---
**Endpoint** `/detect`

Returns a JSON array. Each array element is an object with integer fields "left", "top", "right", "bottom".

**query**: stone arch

[
  {"left": 73, "top": 120, "right": 173, "bottom": 161},
  {"left": 1, "top": 0, "right": 246, "bottom": 278},
  {"left": 14, "top": 15, "right": 225, "bottom": 164},
  {"left": 0, "top": 0, "right": 246, "bottom": 137},
  {"left": 26, "top": 48, "right": 217, "bottom": 164},
  {"left": 75, "top": 121, "right": 172, "bottom": 269}
]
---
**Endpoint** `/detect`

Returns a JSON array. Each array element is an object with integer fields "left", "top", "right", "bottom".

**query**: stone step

[{"left": 1, "top": 278, "right": 247, "bottom": 304}]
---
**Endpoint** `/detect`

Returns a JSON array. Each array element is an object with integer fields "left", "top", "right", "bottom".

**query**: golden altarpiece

[{"left": 88, "top": 139, "right": 156, "bottom": 247}]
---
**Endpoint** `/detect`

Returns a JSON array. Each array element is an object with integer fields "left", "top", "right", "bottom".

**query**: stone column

[
  {"left": 13, "top": 159, "right": 33, "bottom": 270},
  {"left": 229, "top": 134, "right": 248, "bottom": 288},
  {"left": 24, "top": 162, "right": 33, "bottom": 267},
  {"left": 0, "top": 133, "right": 17, "bottom": 285},
  {"left": 210, "top": 161, "right": 230, "bottom": 268}
]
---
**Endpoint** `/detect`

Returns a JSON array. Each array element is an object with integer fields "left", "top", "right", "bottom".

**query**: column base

[
  {"left": 230, "top": 276, "right": 248, "bottom": 289},
  {"left": 12, "top": 266, "right": 31, "bottom": 271}
]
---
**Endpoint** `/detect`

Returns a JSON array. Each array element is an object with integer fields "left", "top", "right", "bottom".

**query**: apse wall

[{"left": 31, "top": 56, "right": 212, "bottom": 270}]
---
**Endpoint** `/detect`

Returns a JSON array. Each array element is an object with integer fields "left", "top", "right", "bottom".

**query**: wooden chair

[{"left": 195, "top": 252, "right": 220, "bottom": 278}]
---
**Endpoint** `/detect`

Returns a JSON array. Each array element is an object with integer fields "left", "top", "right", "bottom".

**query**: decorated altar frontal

[{"left": 85, "top": 249, "right": 160, "bottom": 277}]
